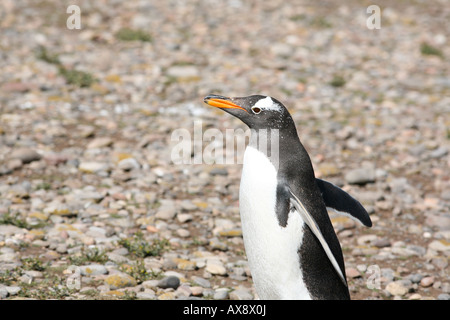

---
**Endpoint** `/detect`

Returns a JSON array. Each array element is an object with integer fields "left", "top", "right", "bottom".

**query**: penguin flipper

[
  {"left": 287, "top": 187, "right": 347, "bottom": 286},
  {"left": 316, "top": 178, "right": 372, "bottom": 228}
]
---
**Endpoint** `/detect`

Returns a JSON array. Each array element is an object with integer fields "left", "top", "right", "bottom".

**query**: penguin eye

[{"left": 251, "top": 107, "right": 261, "bottom": 114}]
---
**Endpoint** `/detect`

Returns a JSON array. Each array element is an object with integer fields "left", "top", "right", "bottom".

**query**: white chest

[{"left": 239, "top": 146, "right": 311, "bottom": 299}]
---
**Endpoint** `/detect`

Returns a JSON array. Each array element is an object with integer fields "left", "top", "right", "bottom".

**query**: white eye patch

[{"left": 253, "top": 96, "right": 282, "bottom": 112}]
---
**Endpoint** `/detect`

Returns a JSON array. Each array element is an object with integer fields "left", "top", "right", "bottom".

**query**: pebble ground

[{"left": 0, "top": 0, "right": 449, "bottom": 300}]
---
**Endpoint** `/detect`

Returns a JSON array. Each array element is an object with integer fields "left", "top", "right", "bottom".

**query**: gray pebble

[
  {"left": 0, "top": 287, "right": 8, "bottom": 299},
  {"left": 157, "top": 276, "right": 180, "bottom": 289},
  {"left": 429, "top": 147, "right": 448, "bottom": 159},
  {"left": 408, "top": 274, "right": 424, "bottom": 284},
  {"left": 5, "top": 286, "right": 21, "bottom": 296},
  {"left": 229, "top": 287, "right": 253, "bottom": 300},
  {"left": 191, "top": 276, "right": 211, "bottom": 288},
  {"left": 345, "top": 167, "right": 375, "bottom": 185},
  {"left": 79, "top": 264, "right": 108, "bottom": 276},
  {"left": 10, "top": 148, "right": 42, "bottom": 164},
  {"left": 213, "top": 288, "right": 229, "bottom": 300}
]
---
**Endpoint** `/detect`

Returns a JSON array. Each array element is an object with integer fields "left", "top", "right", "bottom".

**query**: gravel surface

[{"left": 0, "top": 0, "right": 449, "bottom": 300}]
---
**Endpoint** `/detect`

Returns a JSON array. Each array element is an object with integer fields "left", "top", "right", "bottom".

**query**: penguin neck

[{"left": 248, "top": 126, "right": 301, "bottom": 172}]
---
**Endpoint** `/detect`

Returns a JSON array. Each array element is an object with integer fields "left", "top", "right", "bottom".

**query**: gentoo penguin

[{"left": 204, "top": 94, "right": 372, "bottom": 300}]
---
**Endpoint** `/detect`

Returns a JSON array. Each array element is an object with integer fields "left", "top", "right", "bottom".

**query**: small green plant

[
  {"left": 329, "top": 74, "right": 346, "bottom": 88},
  {"left": 0, "top": 269, "right": 18, "bottom": 286},
  {"left": 35, "top": 46, "right": 96, "bottom": 87},
  {"left": 68, "top": 247, "right": 108, "bottom": 265},
  {"left": 123, "top": 290, "right": 138, "bottom": 300},
  {"left": 36, "top": 46, "right": 61, "bottom": 65},
  {"left": 116, "top": 28, "right": 152, "bottom": 42},
  {"left": 35, "top": 182, "right": 52, "bottom": 191},
  {"left": 21, "top": 257, "right": 46, "bottom": 271},
  {"left": 311, "top": 16, "right": 333, "bottom": 28},
  {"left": 120, "top": 259, "right": 162, "bottom": 284},
  {"left": 0, "top": 212, "right": 30, "bottom": 229},
  {"left": 58, "top": 67, "right": 95, "bottom": 88},
  {"left": 420, "top": 42, "right": 444, "bottom": 58},
  {"left": 118, "top": 232, "right": 170, "bottom": 258}
]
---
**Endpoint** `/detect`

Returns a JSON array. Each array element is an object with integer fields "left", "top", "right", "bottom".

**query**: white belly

[{"left": 239, "top": 146, "right": 312, "bottom": 300}]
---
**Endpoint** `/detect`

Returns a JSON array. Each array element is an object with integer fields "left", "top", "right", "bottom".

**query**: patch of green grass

[
  {"left": 0, "top": 212, "right": 30, "bottom": 229},
  {"left": 329, "top": 74, "right": 346, "bottom": 88},
  {"left": 116, "top": 28, "right": 152, "bottom": 42},
  {"left": 0, "top": 269, "right": 18, "bottom": 286},
  {"left": 289, "top": 14, "right": 307, "bottom": 22},
  {"left": 122, "top": 290, "right": 138, "bottom": 300},
  {"left": 19, "top": 281, "right": 74, "bottom": 299},
  {"left": 21, "top": 257, "right": 46, "bottom": 271},
  {"left": 35, "top": 46, "right": 96, "bottom": 88},
  {"left": 35, "top": 182, "right": 52, "bottom": 191},
  {"left": 118, "top": 232, "right": 170, "bottom": 258},
  {"left": 420, "top": 42, "right": 444, "bottom": 59},
  {"left": 120, "top": 259, "right": 162, "bottom": 284},
  {"left": 68, "top": 247, "right": 108, "bottom": 265},
  {"left": 310, "top": 16, "right": 333, "bottom": 29},
  {"left": 58, "top": 67, "right": 95, "bottom": 88},
  {"left": 36, "top": 46, "right": 60, "bottom": 65}
]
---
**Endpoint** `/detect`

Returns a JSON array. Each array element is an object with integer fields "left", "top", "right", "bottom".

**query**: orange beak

[{"left": 204, "top": 95, "right": 248, "bottom": 113}]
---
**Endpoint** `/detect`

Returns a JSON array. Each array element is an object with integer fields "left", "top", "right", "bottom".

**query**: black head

[{"left": 204, "top": 94, "right": 294, "bottom": 130}]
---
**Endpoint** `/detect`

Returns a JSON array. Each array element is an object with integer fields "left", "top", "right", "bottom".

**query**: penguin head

[{"left": 204, "top": 94, "right": 293, "bottom": 130}]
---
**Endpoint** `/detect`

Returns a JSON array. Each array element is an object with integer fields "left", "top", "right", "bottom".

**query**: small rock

[
  {"left": 179, "top": 200, "right": 197, "bottom": 212},
  {"left": 157, "top": 276, "right": 180, "bottom": 289},
  {"left": 357, "top": 234, "right": 378, "bottom": 246},
  {"left": 176, "top": 285, "right": 192, "bottom": 297},
  {"left": 206, "top": 260, "right": 227, "bottom": 276},
  {"left": 7, "top": 158, "right": 23, "bottom": 170},
  {"left": 142, "top": 280, "right": 159, "bottom": 290},
  {"left": 214, "top": 288, "right": 229, "bottom": 300},
  {"left": 408, "top": 293, "right": 422, "bottom": 300},
  {"left": 0, "top": 287, "right": 8, "bottom": 299},
  {"left": 191, "top": 276, "right": 211, "bottom": 288},
  {"left": 10, "top": 148, "right": 42, "bottom": 164},
  {"left": 346, "top": 267, "right": 362, "bottom": 278},
  {"left": 409, "top": 274, "right": 424, "bottom": 284},
  {"left": 157, "top": 292, "right": 176, "bottom": 300},
  {"left": 0, "top": 225, "right": 27, "bottom": 236},
  {"left": 155, "top": 201, "right": 177, "bottom": 220},
  {"left": 373, "top": 238, "right": 391, "bottom": 248},
  {"left": 209, "top": 167, "right": 228, "bottom": 176},
  {"left": 190, "top": 286, "right": 204, "bottom": 296},
  {"left": 136, "top": 291, "right": 156, "bottom": 300},
  {"left": 218, "top": 229, "right": 243, "bottom": 237},
  {"left": 428, "top": 239, "right": 450, "bottom": 252},
  {"left": 87, "top": 137, "right": 113, "bottom": 149},
  {"left": 79, "top": 161, "right": 109, "bottom": 173},
  {"left": 104, "top": 273, "right": 137, "bottom": 290},
  {"left": 166, "top": 65, "right": 199, "bottom": 79},
  {"left": 209, "top": 238, "right": 228, "bottom": 251},
  {"left": 425, "top": 214, "right": 450, "bottom": 230},
  {"left": 345, "top": 166, "right": 376, "bottom": 185},
  {"left": 429, "top": 147, "right": 448, "bottom": 159},
  {"left": 438, "top": 293, "right": 450, "bottom": 300},
  {"left": 5, "top": 286, "right": 21, "bottom": 296},
  {"left": 177, "top": 213, "right": 193, "bottom": 223},
  {"left": 420, "top": 276, "right": 434, "bottom": 288},
  {"left": 229, "top": 287, "right": 253, "bottom": 300},
  {"left": 176, "top": 259, "right": 196, "bottom": 271},
  {"left": 118, "top": 158, "right": 140, "bottom": 171},
  {"left": 386, "top": 281, "right": 408, "bottom": 296},
  {"left": 317, "top": 163, "right": 339, "bottom": 176},
  {"left": 80, "top": 264, "right": 108, "bottom": 276},
  {"left": 176, "top": 228, "right": 190, "bottom": 238},
  {"left": 56, "top": 244, "right": 68, "bottom": 253}
]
